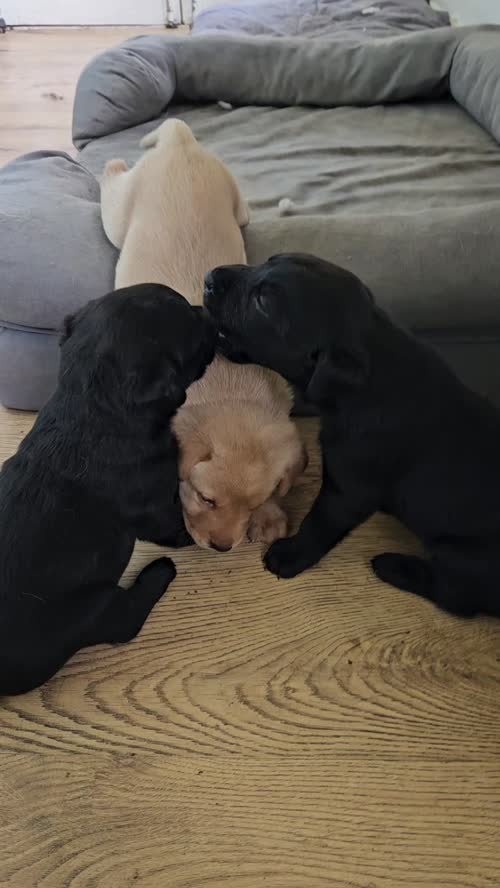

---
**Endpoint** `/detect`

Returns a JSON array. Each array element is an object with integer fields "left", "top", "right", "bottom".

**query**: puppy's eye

[{"left": 198, "top": 491, "right": 216, "bottom": 509}]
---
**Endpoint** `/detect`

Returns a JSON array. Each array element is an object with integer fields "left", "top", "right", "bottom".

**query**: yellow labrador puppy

[{"left": 100, "top": 119, "right": 306, "bottom": 551}]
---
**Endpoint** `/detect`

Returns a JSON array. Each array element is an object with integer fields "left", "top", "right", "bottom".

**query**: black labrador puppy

[
  {"left": 0, "top": 283, "right": 215, "bottom": 696},
  {"left": 205, "top": 253, "right": 500, "bottom": 619}
]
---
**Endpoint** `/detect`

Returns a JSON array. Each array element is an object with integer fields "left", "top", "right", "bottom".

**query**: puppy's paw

[
  {"left": 371, "top": 552, "right": 431, "bottom": 596},
  {"left": 111, "top": 558, "right": 176, "bottom": 645},
  {"left": 247, "top": 500, "right": 288, "bottom": 545},
  {"left": 135, "top": 556, "right": 177, "bottom": 600},
  {"left": 264, "top": 536, "right": 314, "bottom": 579},
  {"left": 371, "top": 552, "right": 402, "bottom": 585},
  {"left": 103, "top": 158, "right": 128, "bottom": 177}
]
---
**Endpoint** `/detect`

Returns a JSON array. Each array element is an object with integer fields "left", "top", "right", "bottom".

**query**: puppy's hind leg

[
  {"left": 0, "top": 558, "right": 175, "bottom": 696},
  {"left": 371, "top": 553, "right": 478, "bottom": 617},
  {"left": 104, "top": 158, "right": 128, "bottom": 175},
  {"left": 235, "top": 186, "right": 250, "bottom": 229},
  {"left": 372, "top": 553, "right": 433, "bottom": 598},
  {"left": 100, "top": 158, "right": 132, "bottom": 249},
  {"left": 232, "top": 176, "right": 250, "bottom": 228}
]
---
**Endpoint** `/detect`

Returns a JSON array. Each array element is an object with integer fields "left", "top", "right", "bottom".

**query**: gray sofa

[{"left": 1, "top": 0, "right": 500, "bottom": 410}]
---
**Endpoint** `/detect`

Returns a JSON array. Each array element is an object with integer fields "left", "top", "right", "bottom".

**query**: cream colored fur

[
  {"left": 100, "top": 119, "right": 248, "bottom": 297},
  {"left": 100, "top": 119, "right": 306, "bottom": 551}
]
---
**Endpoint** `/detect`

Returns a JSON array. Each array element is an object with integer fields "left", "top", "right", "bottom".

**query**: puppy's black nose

[{"left": 209, "top": 541, "right": 232, "bottom": 553}]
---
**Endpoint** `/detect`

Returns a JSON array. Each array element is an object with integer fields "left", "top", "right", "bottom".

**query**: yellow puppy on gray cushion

[{"left": 100, "top": 119, "right": 306, "bottom": 552}]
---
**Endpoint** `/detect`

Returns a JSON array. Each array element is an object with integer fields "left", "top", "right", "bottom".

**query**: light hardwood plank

[
  {"left": 0, "top": 27, "right": 187, "bottom": 163},
  {"left": 1, "top": 753, "right": 499, "bottom": 887}
]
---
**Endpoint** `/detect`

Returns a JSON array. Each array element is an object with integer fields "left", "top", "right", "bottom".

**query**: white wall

[
  {"left": 1, "top": 0, "right": 185, "bottom": 25},
  {"left": 431, "top": 0, "right": 500, "bottom": 25},
  {"left": 6, "top": 0, "right": 500, "bottom": 27}
]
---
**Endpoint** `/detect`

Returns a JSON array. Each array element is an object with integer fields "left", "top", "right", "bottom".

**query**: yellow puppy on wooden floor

[{"left": 100, "top": 118, "right": 306, "bottom": 552}]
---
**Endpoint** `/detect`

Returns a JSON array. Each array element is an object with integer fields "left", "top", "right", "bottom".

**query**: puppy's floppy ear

[
  {"left": 306, "top": 282, "right": 373, "bottom": 404},
  {"left": 178, "top": 436, "right": 211, "bottom": 481},
  {"left": 125, "top": 361, "right": 186, "bottom": 407},
  {"left": 60, "top": 302, "right": 91, "bottom": 346},
  {"left": 306, "top": 344, "right": 369, "bottom": 405},
  {"left": 262, "top": 425, "right": 309, "bottom": 498}
]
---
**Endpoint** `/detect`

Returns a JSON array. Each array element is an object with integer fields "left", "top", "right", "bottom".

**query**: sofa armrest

[
  {"left": 73, "top": 29, "right": 460, "bottom": 149},
  {"left": 73, "top": 36, "right": 178, "bottom": 148},
  {"left": 450, "top": 27, "right": 500, "bottom": 146}
]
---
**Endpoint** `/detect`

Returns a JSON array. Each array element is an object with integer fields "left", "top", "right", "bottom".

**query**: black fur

[
  {"left": 205, "top": 253, "right": 500, "bottom": 619},
  {"left": 0, "top": 283, "right": 215, "bottom": 695}
]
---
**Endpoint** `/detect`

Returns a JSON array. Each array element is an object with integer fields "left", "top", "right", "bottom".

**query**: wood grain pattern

[
  {"left": 0, "top": 27, "right": 186, "bottom": 165},
  {"left": 2, "top": 755, "right": 499, "bottom": 888},
  {"left": 1, "top": 29, "right": 500, "bottom": 888},
  {"left": 1, "top": 406, "right": 500, "bottom": 887}
]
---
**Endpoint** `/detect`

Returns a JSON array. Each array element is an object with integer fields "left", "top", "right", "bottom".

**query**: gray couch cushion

[
  {"left": 0, "top": 328, "right": 60, "bottom": 412},
  {"left": 0, "top": 151, "right": 116, "bottom": 331},
  {"left": 73, "top": 29, "right": 462, "bottom": 148},
  {"left": 1, "top": 144, "right": 500, "bottom": 411},
  {"left": 450, "top": 29, "right": 500, "bottom": 144},
  {"left": 0, "top": 151, "right": 116, "bottom": 410}
]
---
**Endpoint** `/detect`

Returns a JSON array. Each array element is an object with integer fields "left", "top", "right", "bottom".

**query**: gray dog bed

[
  {"left": 1, "top": 3, "right": 500, "bottom": 410},
  {"left": 0, "top": 152, "right": 116, "bottom": 410}
]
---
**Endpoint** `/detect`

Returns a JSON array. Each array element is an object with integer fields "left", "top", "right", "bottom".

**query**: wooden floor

[
  {"left": 1, "top": 29, "right": 500, "bottom": 888},
  {"left": 0, "top": 26, "right": 181, "bottom": 164}
]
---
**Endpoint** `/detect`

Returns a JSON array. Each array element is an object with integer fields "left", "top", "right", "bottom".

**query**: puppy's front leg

[
  {"left": 247, "top": 497, "right": 288, "bottom": 545},
  {"left": 371, "top": 554, "right": 479, "bottom": 618},
  {"left": 264, "top": 471, "right": 379, "bottom": 579},
  {"left": 99, "top": 557, "right": 177, "bottom": 643},
  {"left": 0, "top": 559, "right": 175, "bottom": 697}
]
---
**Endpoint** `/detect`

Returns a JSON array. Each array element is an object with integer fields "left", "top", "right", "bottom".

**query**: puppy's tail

[{"left": 140, "top": 118, "right": 196, "bottom": 150}]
